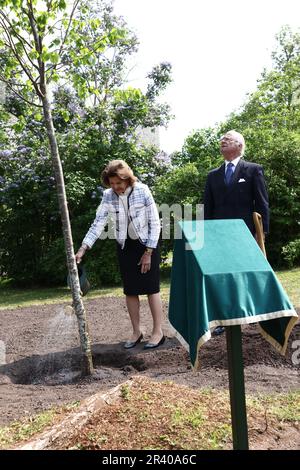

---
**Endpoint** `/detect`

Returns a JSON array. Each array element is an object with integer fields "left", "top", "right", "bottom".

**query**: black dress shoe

[
  {"left": 212, "top": 326, "right": 225, "bottom": 336},
  {"left": 143, "top": 335, "right": 165, "bottom": 350},
  {"left": 124, "top": 333, "right": 143, "bottom": 349}
]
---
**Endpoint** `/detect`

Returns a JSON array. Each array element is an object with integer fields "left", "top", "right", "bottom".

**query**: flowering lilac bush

[
  {"left": 0, "top": 0, "right": 173, "bottom": 286},
  {"left": 0, "top": 138, "right": 58, "bottom": 283},
  {"left": 0, "top": 84, "right": 172, "bottom": 285}
]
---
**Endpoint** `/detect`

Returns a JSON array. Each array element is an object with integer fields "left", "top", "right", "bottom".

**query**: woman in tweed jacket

[{"left": 75, "top": 160, "right": 165, "bottom": 350}]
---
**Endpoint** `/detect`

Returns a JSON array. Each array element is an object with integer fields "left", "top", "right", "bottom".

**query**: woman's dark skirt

[{"left": 117, "top": 238, "right": 160, "bottom": 295}]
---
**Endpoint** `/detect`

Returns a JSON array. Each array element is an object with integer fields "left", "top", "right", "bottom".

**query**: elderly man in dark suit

[{"left": 204, "top": 130, "right": 269, "bottom": 335}]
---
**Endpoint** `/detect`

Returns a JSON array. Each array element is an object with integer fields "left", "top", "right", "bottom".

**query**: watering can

[{"left": 67, "top": 264, "right": 90, "bottom": 296}]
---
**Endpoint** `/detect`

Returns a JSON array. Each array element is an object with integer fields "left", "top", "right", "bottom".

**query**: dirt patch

[
  {"left": 14, "top": 377, "right": 300, "bottom": 451},
  {"left": 0, "top": 298, "right": 299, "bottom": 428}
]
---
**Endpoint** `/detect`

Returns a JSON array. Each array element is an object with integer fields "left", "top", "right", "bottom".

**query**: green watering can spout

[{"left": 67, "top": 265, "right": 90, "bottom": 296}]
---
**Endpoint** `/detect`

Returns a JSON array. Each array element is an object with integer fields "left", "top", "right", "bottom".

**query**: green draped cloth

[{"left": 169, "top": 220, "right": 298, "bottom": 368}]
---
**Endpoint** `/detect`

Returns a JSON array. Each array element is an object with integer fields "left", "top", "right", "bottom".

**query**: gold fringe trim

[
  {"left": 258, "top": 315, "right": 299, "bottom": 355},
  {"left": 191, "top": 310, "right": 298, "bottom": 369}
]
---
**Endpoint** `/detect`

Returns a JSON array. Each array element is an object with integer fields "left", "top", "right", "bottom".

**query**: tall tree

[
  {"left": 224, "top": 26, "right": 300, "bottom": 131},
  {"left": 0, "top": 0, "right": 126, "bottom": 375}
]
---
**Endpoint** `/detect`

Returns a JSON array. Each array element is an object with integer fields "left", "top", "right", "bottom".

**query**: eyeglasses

[{"left": 220, "top": 137, "right": 239, "bottom": 143}]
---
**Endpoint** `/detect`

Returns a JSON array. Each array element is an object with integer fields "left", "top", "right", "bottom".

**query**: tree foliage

[
  {"left": 155, "top": 25, "right": 300, "bottom": 267},
  {"left": 0, "top": 0, "right": 172, "bottom": 286}
]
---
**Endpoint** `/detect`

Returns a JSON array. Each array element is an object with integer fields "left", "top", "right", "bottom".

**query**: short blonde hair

[{"left": 102, "top": 160, "right": 137, "bottom": 187}]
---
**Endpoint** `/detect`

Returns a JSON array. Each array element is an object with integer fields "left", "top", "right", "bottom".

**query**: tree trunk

[{"left": 41, "top": 92, "right": 93, "bottom": 376}]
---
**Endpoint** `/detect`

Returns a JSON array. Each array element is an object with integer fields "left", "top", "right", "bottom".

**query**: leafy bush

[{"left": 282, "top": 239, "right": 300, "bottom": 268}]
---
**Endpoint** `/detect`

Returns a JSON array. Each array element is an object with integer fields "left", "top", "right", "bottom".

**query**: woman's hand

[
  {"left": 75, "top": 245, "right": 87, "bottom": 264},
  {"left": 138, "top": 252, "right": 152, "bottom": 273},
  {"left": 255, "top": 232, "right": 265, "bottom": 242}
]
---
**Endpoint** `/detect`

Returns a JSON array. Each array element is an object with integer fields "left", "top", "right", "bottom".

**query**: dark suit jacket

[{"left": 204, "top": 159, "right": 269, "bottom": 234}]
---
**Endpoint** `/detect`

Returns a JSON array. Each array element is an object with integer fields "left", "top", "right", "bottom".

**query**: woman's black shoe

[
  {"left": 143, "top": 335, "right": 165, "bottom": 350},
  {"left": 124, "top": 333, "right": 143, "bottom": 349}
]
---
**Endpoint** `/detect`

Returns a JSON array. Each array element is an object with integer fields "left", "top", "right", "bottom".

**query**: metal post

[{"left": 226, "top": 325, "right": 249, "bottom": 450}]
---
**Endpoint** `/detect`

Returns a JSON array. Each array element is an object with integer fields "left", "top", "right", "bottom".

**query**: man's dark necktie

[{"left": 225, "top": 162, "right": 234, "bottom": 185}]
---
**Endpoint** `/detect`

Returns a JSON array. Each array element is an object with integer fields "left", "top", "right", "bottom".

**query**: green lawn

[
  {"left": 0, "top": 269, "right": 299, "bottom": 310},
  {"left": 276, "top": 268, "right": 300, "bottom": 309},
  {"left": 0, "top": 280, "right": 171, "bottom": 310}
]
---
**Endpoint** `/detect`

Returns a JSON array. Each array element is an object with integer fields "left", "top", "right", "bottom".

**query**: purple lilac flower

[
  {"left": 0, "top": 150, "right": 13, "bottom": 158},
  {"left": 18, "top": 147, "right": 32, "bottom": 154}
]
